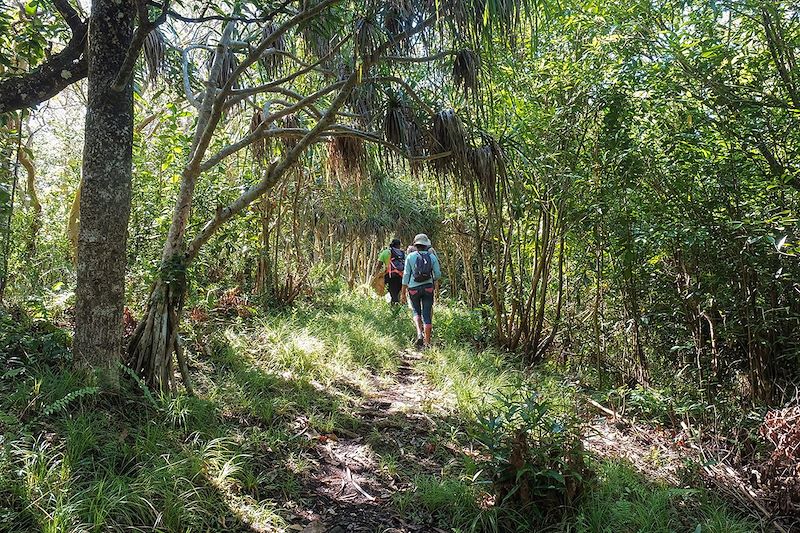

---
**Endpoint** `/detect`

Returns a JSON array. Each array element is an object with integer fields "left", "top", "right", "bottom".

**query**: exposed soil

[
  {"left": 284, "top": 349, "right": 456, "bottom": 532},
  {"left": 257, "top": 348, "right": 796, "bottom": 533}
]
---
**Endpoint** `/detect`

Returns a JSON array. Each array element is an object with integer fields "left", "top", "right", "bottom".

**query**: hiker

[
  {"left": 375, "top": 238, "right": 405, "bottom": 304},
  {"left": 405, "top": 241, "right": 439, "bottom": 319},
  {"left": 401, "top": 233, "right": 442, "bottom": 348}
]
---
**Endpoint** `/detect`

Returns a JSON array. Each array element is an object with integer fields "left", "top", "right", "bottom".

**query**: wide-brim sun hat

[{"left": 413, "top": 233, "right": 432, "bottom": 247}]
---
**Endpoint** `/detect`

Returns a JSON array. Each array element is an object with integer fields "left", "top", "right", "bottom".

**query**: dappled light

[{"left": 1, "top": 0, "right": 798, "bottom": 530}]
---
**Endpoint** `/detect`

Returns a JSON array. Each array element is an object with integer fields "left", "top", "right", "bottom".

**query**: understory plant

[{"left": 473, "top": 387, "right": 587, "bottom": 521}]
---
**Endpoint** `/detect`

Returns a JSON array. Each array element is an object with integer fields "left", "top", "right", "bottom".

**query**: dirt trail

[{"left": 291, "top": 349, "right": 453, "bottom": 532}]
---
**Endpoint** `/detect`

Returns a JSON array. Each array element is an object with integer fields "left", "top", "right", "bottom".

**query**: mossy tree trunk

[{"left": 73, "top": 0, "right": 134, "bottom": 388}]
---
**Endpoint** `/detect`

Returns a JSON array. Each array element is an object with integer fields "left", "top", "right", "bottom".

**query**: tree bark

[
  {"left": 0, "top": 0, "right": 87, "bottom": 114},
  {"left": 73, "top": 0, "right": 134, "bottom": 388}
]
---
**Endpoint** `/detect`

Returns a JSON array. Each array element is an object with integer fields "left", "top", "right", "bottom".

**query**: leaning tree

[{"left": 125, "top": 0, "right": 528, "bottom": 391}]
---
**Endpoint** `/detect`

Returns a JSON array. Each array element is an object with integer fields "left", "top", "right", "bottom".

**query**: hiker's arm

[
  {"left": 374, "top": 249, "right": 388, "bottom": 274},
  {"left": 400, "top": 255, "right": 412, "bottom": 304},
  {"left": 402, "top": 254, "right": 412, "bottom": 286},
  {"left": 433, "top": 255, "right": 442, "bottom": 298}
]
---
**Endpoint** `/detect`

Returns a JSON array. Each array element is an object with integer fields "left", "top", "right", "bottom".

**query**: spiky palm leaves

[
  {"left": 428, "top": 109, "right": 506, "bottom": 209},
  {"left": 445, "top": 0, "right": 531, "bottom": 45},
  {"left": 453, "top": 49, "right": 480, "bottom": 95},
  {"left": 384, "top": 0, "right": 415, "bottom": 53},
  {"left": 281, "top": 114, "right": 301, "bottom": 151},
  {"left": 250, "top": 110, "right": 305, "bottom": 163},
  {"left": 349, "top": 81, "right": 376, "bottom": 128},
  {"left": 209, "top": 49, "right": 239, "bottom": 89},
  {"left": 250, "top": 109, "right": 267, "bottom": 161},
  {"left": 301, "top": 18, "right": 333, "bottom": 60},
  {"left": 143, "top": 28, "right": 165, "bottom": 84},
  {"left": 469, "top": 134, "right": 505, "bottom": 208},
  {"left": 260, "top": 22, "right": 287, "bottom": 78},
  {"left": 431, "top": 109, "right": 469, "bottom": 171},
  {"left": 327, "top": 137, "right": 367, "bottom": 186},
  {"left": 356, "top": 15, "right": 386, "bottom": 58},
  {"left": 383, "top": 90, "right": 426, "bottom": 165}
]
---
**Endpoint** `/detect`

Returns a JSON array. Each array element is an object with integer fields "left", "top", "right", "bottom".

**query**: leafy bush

[{"left": 473, "top": 388, "right": 587, "bottom": 518}]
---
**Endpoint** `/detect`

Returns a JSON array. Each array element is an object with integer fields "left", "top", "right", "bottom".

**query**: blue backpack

[
  {"left": 388, "top": 247, "right": 405, "bottom": 278},
  {"left": 413, "top": 251, "right": 433, "bottom": 283}
]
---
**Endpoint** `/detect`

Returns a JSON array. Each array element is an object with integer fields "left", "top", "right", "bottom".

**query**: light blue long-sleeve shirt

[{"left": 402, "top": 250, "right": 442, "bottom": 288}]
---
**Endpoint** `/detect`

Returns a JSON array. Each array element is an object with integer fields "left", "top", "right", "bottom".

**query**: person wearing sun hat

[{"left": 401, "top": 233, "right": 442, "bottom": 348}]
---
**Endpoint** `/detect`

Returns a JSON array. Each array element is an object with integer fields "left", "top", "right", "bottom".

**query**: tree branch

[
  {"left": 224, "top": 33, "right": 351, "bottom": 108},
  {"left": 186, "top": 68, "right": 361, "bottom": 262},
  {"left": 151, "top": 0, "right": 294, "bottom": 24},
  {"left": 53, "top": 0, "right": 84, "bottom": 33},
  {"left": 201, "top": 82, "right": 345, "bottom": 171},
  {"left": 383, "top": 50, "right": 456, "bottom": 63},
  {"left": 111, "top": 0, "right": 170, "bottom": 92},
  {"left": 214, "top": 0, "right": 344, "bottom": 99},
  {"left": 0, "top": 1, "right": 88, "bottom": 113}
]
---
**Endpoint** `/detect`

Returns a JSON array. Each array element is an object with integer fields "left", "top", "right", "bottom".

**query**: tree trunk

[
  {"left": 73, "top": 0, "right": 134, "bottom": 388},
  {"left": 127, "top": 261, "right": 186, "bottom": 393}
]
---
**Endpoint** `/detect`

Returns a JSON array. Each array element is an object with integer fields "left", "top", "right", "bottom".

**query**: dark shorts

[
  {"left": 408, "top": 284, "right": 434, "bottom": 324},
  {"left": 385, "top": 274, "right": 403, "bottom": 304}
]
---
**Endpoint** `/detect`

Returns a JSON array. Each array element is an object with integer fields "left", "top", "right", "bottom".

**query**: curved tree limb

[
  {"left": 0, "top": 0, "right": 87, "bottom": 113},
  {"left": 200, "top": 82, "right": 346, "bottom": 171},
  {"left": 185, "top": 10, "right": 441, "bottom": 262},
  {"left": 186, "top": 68, "right": 361, "bottom": 262},
  {"left": 225, "top": 33, "right": 352, "bottom": 108},
  {"left": 111, "top": 0, "right": 170, "bottom": 91}
]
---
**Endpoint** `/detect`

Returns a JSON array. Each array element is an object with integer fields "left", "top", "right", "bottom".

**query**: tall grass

[{"left": 0, "top": 289, "right": 764, "bottom": 532}]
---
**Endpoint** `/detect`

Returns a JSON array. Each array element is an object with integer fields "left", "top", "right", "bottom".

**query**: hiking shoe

[{"left": 415, "top": 336, "right": 424, "bottom": 348}]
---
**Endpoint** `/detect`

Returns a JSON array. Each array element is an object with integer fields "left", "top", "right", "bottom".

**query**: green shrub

[{"left": 473, "top": 387, "right": 587, "bottom": 519}]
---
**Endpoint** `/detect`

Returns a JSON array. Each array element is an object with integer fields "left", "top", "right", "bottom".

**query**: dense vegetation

[{"left": 1, "top": 0, "right": 798, "bottom": 530}]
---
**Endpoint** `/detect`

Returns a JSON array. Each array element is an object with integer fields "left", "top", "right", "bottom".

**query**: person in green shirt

[{"left": 375, "top": 238, "right": 405, "bottom": 304}]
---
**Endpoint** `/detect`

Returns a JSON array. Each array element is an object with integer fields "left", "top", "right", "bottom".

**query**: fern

[{"left": 41, "top": 386, "right": 100, "bottom": 417}]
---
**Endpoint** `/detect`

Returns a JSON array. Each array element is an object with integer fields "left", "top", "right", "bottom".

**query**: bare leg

[{"left": 413, "top": 315, "right": 423, "bottom": 338}]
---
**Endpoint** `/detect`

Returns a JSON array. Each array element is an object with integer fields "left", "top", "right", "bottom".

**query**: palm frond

[
  {"left": 208, "top": 49, "right": 239, "bottom": 89},
  {"left": 453, "top": 49, "right": 480, "bottom": 95},
  {"left": 281, "top": 114, "right": 301, "bottom": 151},
  {"left": 383, "top": 90, "right": 409, "bottom": 147},
  {"left": 327, "top": 136, "right": 367, "bottom": 187},
  {"left": 355, "top": 15, "right": 386, "bottom": 58},
  {"left": 384, "top": 0, "right": 415, "bottom": 53},
  {"left": 301, "top": 18, "right": 332, "bottom": 60},
  {"left": 259, "top": 22, "right": 287, "bottom": 78},
  {"left": 250, "top": 109, "right": 266, "bottom": 162},
  {"left": 445, "top": 0, "right": 531, "bottom": 46},
  {"left": 430, "top": 108, "right": 469, "bottom": 173},
  {"left": 469, "top": 133, "right": 506, "bottom": 210},
  {"left": 143, "top": 28, "right": 165, "bottom": 84},
  {"left": 349, "top": 81, "right": 376, "bottom": 128}
]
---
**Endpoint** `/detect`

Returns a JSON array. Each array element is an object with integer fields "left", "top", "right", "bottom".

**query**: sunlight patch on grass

[{"left": 418, "top": 345, "right": 517, "bottom": 419}]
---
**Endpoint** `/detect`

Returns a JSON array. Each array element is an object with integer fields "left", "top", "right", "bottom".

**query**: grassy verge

[{"left": 0, "top": 288, "right": 763, "bottom": 532}]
